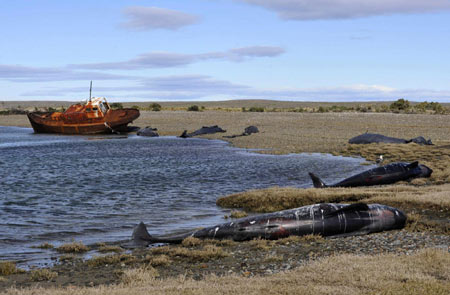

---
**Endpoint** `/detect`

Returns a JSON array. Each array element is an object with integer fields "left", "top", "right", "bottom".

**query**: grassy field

[{"left": 0, "top": 101, "right": 449, "bottom": 294}]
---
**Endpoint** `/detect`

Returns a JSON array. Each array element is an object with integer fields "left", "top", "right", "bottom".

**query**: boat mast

[{"left": 89, "top": 81, "right": 92, "bottom": 102}]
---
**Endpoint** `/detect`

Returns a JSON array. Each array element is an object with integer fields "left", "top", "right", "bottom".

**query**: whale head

[{"left": 418, "top": 164, "right": 433, "bottom": 178}]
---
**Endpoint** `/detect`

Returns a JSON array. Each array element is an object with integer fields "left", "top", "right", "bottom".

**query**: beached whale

[
  {"left": 179, "top": 125, "right": 226, "bottom": 138},
  {"left": 132, "top": 203, "right": 406, "bottom": 245},
  {"left": 309, "top": 161, "right": 432, "bottom": 188},
  {"left": 349, "top": 133, "right": 433, "bottom": 145}
]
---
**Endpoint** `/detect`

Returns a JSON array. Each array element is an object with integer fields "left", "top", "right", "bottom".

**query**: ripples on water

[{"left": 0, "top": 126, "right": 373, "bottom": 266}]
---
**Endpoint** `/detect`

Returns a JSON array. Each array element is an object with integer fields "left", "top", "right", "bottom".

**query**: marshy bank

[{"left": 0, "top": 104, "right": 449, "bottom": 294}]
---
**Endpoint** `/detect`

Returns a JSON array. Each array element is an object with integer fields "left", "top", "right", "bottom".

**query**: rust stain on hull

[{"left": 27, "top": 98, "right": 140, "bottom": 134}]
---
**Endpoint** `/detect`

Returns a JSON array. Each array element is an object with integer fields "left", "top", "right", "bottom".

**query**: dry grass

[
  {"left": 98, "top": 245, "right": 124, "bottom": 254},
  {"left": 56, "top": 242, "right": 89, "bottom": 253},
  {"left": 181, "top": 236, "right": 202, "bottom": 247},
  {"left": 228, "top": 210, "right": 248, "bottom": 219},
  {"left": 149, "top": 245, "right": 229, "bottom": 262},
  {"left": 86, "top": 254, "right": 135, "bottom": 268},
  {"left": 248, "top": 238, "right": 272, "bottom": 251},
  {"left": 0, "top": 262, "right": 25, "bottom": 276},
  {"left": 144, "top": 255, "right": 172, "bottom": 267},
  {"left": 4, "top": 248, "right": 449, "bottom": 295},
  {"left": 121, "top": 266, "right": 159, "bottom": 285},
  {"left": 30, "top": 269, "right": 58, "bottom": 282}
]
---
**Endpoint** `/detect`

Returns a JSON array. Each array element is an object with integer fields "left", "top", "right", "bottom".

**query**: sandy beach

[{"left": 0, "top": 106, "right": 449, "bottom": 294}]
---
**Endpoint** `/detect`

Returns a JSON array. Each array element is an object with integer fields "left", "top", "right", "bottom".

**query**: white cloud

[
  {"left": 72, "top": 46, "right": 285, "bottom": 70},
  {"left": 237, "top": 0, "right": 450, "bottom": 20},
  {"left": 121, "top": 6, "right": 199, "bottom": 31}
]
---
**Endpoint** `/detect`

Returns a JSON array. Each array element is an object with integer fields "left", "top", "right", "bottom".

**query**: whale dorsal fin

[
  {"left": 325, "top": 203, "right": 369, "bottom": 217},
  {"left": 406, "top": 161, "right": 419, "bottom": 169},
  {"left": 132, "top": 222, "right": 153, "bottom": 243},
  {"left": 309, "top": 172, "right": 327, "bottom": 188}
]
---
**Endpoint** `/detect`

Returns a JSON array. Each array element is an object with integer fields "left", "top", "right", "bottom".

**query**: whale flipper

[{"left": 309, "top": 172, "right": 327, "bottom": 188}]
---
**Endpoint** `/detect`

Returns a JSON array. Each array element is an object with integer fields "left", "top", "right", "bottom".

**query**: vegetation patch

[
  {"left": 121, "top": 266, "right": 159, "bottom": 285},
  {"left": 144, "top": 254, "right": 172, "bottom": 267},
  {"left": 150, "top": 244, "right": 229, "bottom": 262},
  {"left": 30, "top": 269, "right": 58, "bottom": 281},
  {"left": 98, "top": 245, "right": 124, "bottom": 253},
  {"left": 0, "top": 261, "right": 24, "bottom": 276},
  {"left": 56, "top": 242, "right": 89, "bottom": 253},
  {"left": 87, "top": 254, "right": 135, "bottom": 268},
  {"left": 227, "top": 210, "right": 248, "bottom": 219},
  {"left": 187, "top": 105, "right": 200, "bottom": 111}
]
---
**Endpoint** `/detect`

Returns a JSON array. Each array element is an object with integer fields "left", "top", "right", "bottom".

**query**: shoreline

[{"left": 0, "top": 111, "right": 449, "bottom": 293}]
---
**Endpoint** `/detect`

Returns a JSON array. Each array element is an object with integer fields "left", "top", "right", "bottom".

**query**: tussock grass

[
  {"left": 0, "top": 261, "right": 25, "bottom": 276},
  {"left": 98, "top": 245, "right": 124, "bottom": 253},
  {"left": 56, "top": 242, "right": 89, "bottom": 253},
  {"left": 87, "top": 254, "right": 135, "bottom": 268},
  {"left": 30, "top": 269, "right": 58, "bottom": 281},
  {"left": 248, "top": 238, "right": 272, "bottom": 251},
  {"left": 150, "top": 245, "right": 229, "bottom": 262},
  {"left": 121, "top": 266, "right": 159, "bottom": 285},
  {"left": 181, "top": 237, "right": 202, "bottom": 247},
  {"left": 228, "top": 210, "right": 248, "bottom": 218},
  {"left": 144, "top": 255, "right": 172, "bottom": 267},
  {"left": 5, "top": 249, "right": 449, "bottom": 295}
]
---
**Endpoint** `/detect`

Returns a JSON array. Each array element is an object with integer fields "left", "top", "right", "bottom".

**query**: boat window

[
  {"left": 93, "top": 107, "right": 98, "bottom": 111},
  {"left": 86, "top": 108, "right": 91, "bottom": 112},
  {"left": 99, "top": 102, "right": 108, "bottom": 114}
]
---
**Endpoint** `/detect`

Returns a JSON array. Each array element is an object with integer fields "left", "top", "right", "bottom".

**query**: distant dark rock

[
  {"left": 349, "top": 133, "right": 432, "bottom": 145},
  {"left": 179, "top": 125, "right": 226, "bottom": 138},
  {"left": 137, "top": 127, "right": 159, "bottom": 137}
]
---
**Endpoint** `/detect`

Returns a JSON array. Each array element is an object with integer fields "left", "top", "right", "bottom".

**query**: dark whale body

[
  {"left": 179, "top": 125, "right": 226, "bottom": 138},
  {"left": 349, "top": 133, "right": 433, "bottom": 145},
  {"left": 309, "top": 162, "right": 432, "bottom": 188},
  {"left": 132, "top": 203, "right": 406, "bottom": 246}
]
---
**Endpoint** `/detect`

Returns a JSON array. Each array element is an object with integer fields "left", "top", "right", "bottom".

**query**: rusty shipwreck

[{"left": 27, "top": 97, "right": 140, "bottom": 134}]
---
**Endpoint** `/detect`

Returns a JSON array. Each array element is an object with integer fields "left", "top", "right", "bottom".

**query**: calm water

[{"left": 0, "top": 126, "right": 373, "bottom": 267}]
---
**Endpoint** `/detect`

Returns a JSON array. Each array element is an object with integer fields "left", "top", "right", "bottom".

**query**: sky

[{"left": 1, "top": 0, "right": 449, "bottom": 102}]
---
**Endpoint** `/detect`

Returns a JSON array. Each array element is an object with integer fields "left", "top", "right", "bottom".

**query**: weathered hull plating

[
  {"left": 27, "top": 108, "right": 139, "bottom": 135},
  {"left": 309, "top": 161, "right": 433, "bottom": 188},
  {"left": 132, "top": 203, "right": 407, "bottom": 245}
]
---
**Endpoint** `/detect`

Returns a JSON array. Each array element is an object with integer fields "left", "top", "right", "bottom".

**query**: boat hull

[{"left": 27, "top": 109, "right": 139, "bottom": 135}]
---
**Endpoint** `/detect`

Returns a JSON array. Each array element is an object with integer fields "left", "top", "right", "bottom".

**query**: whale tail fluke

[
  {"left": 309, "top": 172, "right": 327, "bottom": 188},
  {"left": 132, "top": 222, "right": 154, "bottom": 246}
]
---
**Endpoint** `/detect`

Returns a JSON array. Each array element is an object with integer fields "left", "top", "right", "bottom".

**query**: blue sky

[{"left": 1, "top": 0, "right": 449, "bottom": 102}]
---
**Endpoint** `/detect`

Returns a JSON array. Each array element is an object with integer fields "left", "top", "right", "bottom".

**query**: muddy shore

[{"left": 0, "top": 108, "right": 449, "bottom": 294}]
